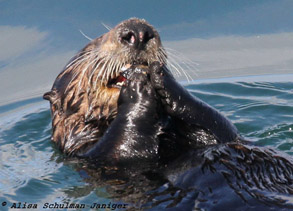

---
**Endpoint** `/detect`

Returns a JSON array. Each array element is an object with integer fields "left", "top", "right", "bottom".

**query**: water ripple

[{"left": 0, "top": 80, "right": 292, "bottom": 209}]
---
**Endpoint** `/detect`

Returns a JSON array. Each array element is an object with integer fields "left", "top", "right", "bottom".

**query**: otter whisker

[
  {"left": 167, "top": 56, "right": 185, "bottom": 75},
  {"left": 111, "top": 59, "right": 120, "bottom": 78},
  {"left": 160, "top": 47, "right": 168, "bottom": 58},
  {"left": 79, "top": 29, "right": 93, "bottom": 41},
  {"left": 64, "top": 53, "right": 96, "bottom": 93},
  {"left": 88, "top": 63, "right": 98, "bottom": 82},
  {"left": 166, "top": 52, "right": 197, "bottom": 75},
  {"left": 157, "top": 49, "right": 168, "bottom": 65},
  {"left": 71, "top": 56, "right": 90, "bottom": 70},
  {"left": 77, "top": 53, "right": 101, "bottom": 93},
  {"left": 164, "top": 47, "right": 199, "bottom": 64},
  {"left": 102, "top": 51, "right": 126, "bottom": 83},
  {"left": 76, "top": 64, "right": 93, "bottom": 93},
  {"left": 164, "top": 47, "right": 197, "bottom": 82},
  {"left": 88, "top": 60, "right": 101, "bottom": 84},
  {"left": 168, "top": 61, "right": 183, "bottom": 78},
  {"left": 95, "top": 59, "right": 110, "bottom": 86},
  {"left": 90, "top": 59, "right": 105, "bottom": 89},
  {"left": 107, "top": 58, "right": 116, "bottom": 82},
  {"left": 159, "top": 51, "right": 182, "bottom": 78},
  {"left": 61, "top": 51, "right": 93, "bottom": 86},
  {"left": 66, "top": 54, "right": 97, "bottom": 88},
  {"left": 168, "top": 57, "right": 193, "bottom": 82},
  {"left": 167, "top": 53, "right": 195, "bottom": 82},
  {"left": 179, "top": 60, "right": 198, "bottom": 80},
  {"left": 71, "top": 53, "right": 95, "bottom": 71},
  {"left": 165, "top": 47, "right": 199, "bottom": 72},
  {"left": 97, "top": 59, "right": 108, "bottom": 83},
  {"left": 114, "top": 62, "right": 120, "bottom": 78},
  {"left": 102, "top": 59, "right": 113, "bottom": 84},
  {"left": 101, "top": 22, "right": 112, "bottom": 31},
  {"left": 110, "top": 62, "right": 117, "bottom": 79},
  {"left": 87, "top": 48, "right": 110, "bottom": 85},
  {"left": 66, "top": 49, "right": 94, "bottom": 68},
  {"left": 117, "top": 63, "right": 123, "bottom": 77},
  {"left": 88, "top": 55, "right": 104, "bottom": 84}
]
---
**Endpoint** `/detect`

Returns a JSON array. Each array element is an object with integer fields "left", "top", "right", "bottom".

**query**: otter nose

[{"left": 120, "top": 25, "right": 154, "bottom": 50}]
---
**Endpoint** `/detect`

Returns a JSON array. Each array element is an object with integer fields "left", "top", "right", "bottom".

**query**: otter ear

[{"left": 43, "top": 90, "right": 56, "bottom": 103}]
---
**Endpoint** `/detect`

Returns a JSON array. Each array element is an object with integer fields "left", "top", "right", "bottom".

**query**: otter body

[
  {"left": 44, "top": 18, "right": 293, "bottom": 208},
  {"left": 44, "top": 18, "right": 239, "bottom": 161}
]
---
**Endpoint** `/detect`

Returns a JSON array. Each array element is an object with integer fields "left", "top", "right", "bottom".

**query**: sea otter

[
  {"left": 44, "top": 18, "right": 293, "bottom": 209},
  {"left": 43, "top": 18, "right": 239, "bottom": 162}
]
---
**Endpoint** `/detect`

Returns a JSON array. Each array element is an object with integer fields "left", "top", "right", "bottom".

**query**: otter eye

[{"left": 121, "top": 31, "right": 136, "bottom": 45}]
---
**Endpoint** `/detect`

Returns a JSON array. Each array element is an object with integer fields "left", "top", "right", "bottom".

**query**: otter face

[{"left": 77, "top": 18, "right": 167, "bottom": 89}]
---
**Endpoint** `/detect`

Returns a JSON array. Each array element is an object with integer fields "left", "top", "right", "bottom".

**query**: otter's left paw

[
  {"left": 149, "top": 62, "right": 177, "bottom": 114},
  {"left": 149, "top": 62, "right": 164, "bottom": 90},
  {"left": 149, "top": 62, "right": 175, "bottom": 99},
  {"left": 149, "top": 62, "right": 194, "bottom": 116}
]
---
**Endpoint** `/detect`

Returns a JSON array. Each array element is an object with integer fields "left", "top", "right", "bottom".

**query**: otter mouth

[
  {"left": 107, "top": 62, "right": 148, "bottom": 88},
  {"left": 107, "top": 64, "right": 130, "bottom": 88},
  {"left": 107, "top": 75, "right": 127, "bottom": 88}
]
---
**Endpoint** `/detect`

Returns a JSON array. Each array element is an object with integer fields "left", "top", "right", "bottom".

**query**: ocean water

[{"left": 0, "top": 75, "right": 293, "bottom": 210}]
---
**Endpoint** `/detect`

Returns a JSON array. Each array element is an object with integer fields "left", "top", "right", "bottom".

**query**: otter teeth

[{"left": 116, "top": 81, "right": 125, "bottom": 86}]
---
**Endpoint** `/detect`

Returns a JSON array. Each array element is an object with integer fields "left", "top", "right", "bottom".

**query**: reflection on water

[{"left": 0, "top": 79, "right": 292, "bottom": 210}]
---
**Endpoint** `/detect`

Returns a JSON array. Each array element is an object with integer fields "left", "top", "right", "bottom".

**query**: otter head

[
  {"left": 44, "top": 18, "right": 167, "bottom": 154},
  {"left": 88, "top": 18, "right": 166, "bottom": 88},
  {"left": 80, "top": 17, "right": 167, "bottom": 117}
]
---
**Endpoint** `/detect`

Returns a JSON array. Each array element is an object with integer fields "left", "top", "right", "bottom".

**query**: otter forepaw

[
  {"left": 149, "top": 62, "right": 187, "bottom": 115},
  {"left": 149, "top": 62, "right": 165, "bottom": 90},
  {"left": 118, "top": 66, "right": 157, "bottom": 108},
  {"left": 149, "top": 62, "right": 176, "bottom": 103}
]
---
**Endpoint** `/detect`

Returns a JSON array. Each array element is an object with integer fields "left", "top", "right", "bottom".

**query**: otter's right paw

[{"left": 118, "top": 66, "right": 157, "bottom": 109}]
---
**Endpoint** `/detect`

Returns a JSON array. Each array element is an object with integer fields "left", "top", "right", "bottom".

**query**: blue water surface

[{"left": 0, "top": 75, "right": 292, "bottom": 210}]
